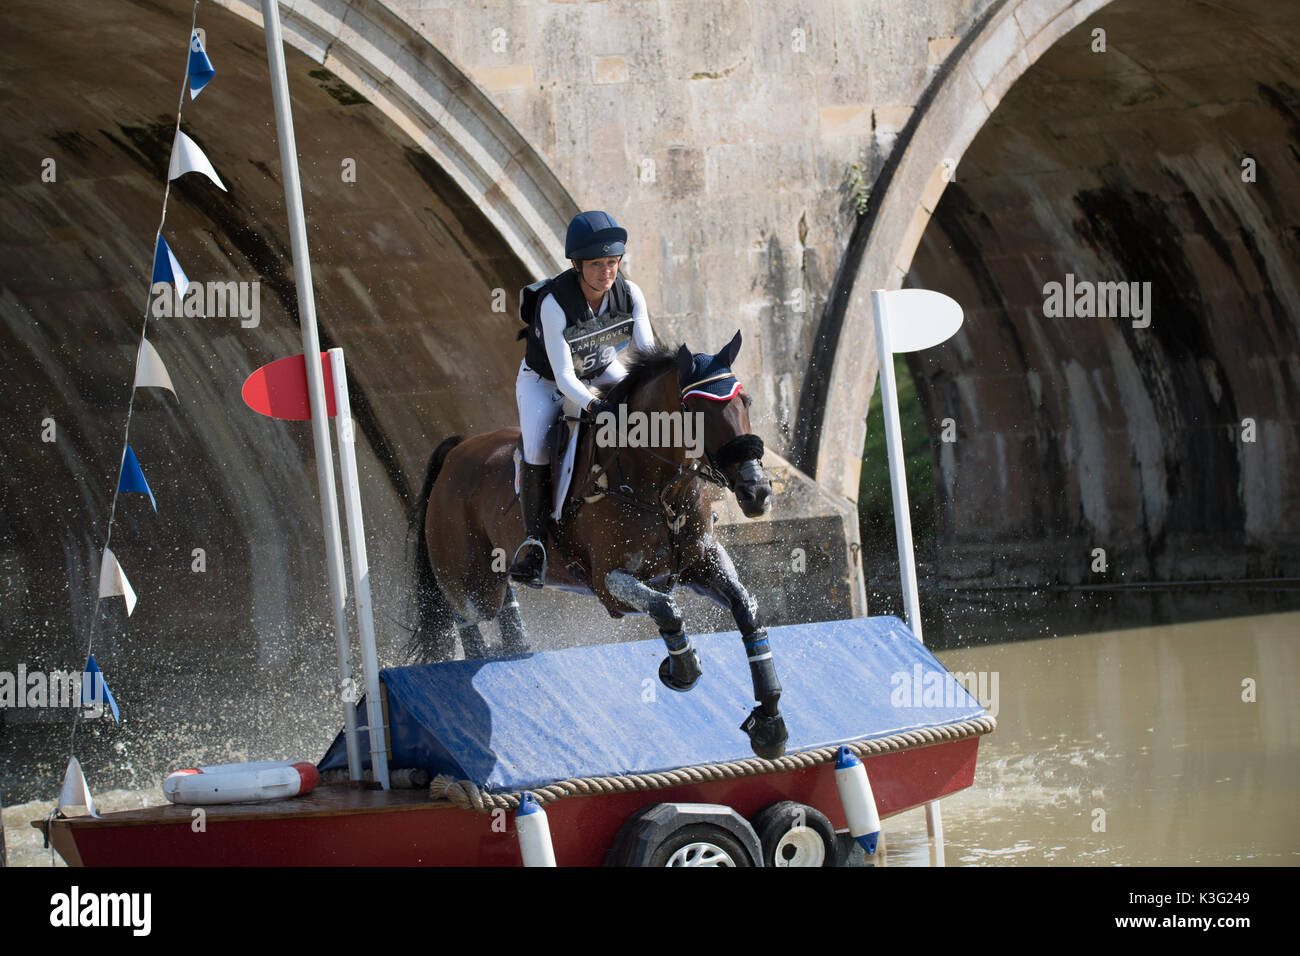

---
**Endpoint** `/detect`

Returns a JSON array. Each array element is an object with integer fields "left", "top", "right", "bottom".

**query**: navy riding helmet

[{"left": 566, "top": 210, "right": 627, "bottom": 260}]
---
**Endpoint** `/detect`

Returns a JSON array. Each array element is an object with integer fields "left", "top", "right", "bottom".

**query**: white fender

[
  {"left": 515, "top": 792, "right": 556, "bottom": 866},
  {"left": 164, "top": 759, "right": 320, "bottom": 805},
  {"left": 834, "top": 746, "right": 881, "bottom": 854}
]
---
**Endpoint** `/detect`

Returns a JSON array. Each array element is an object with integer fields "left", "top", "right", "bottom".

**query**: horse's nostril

[{"left": 735, "top": 483, "right": 771, "bottom": 514}]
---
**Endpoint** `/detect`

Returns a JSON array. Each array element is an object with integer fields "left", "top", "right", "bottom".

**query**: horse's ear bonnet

[{"left": 677, "top": 333, "right": 745, "bottom": 401}]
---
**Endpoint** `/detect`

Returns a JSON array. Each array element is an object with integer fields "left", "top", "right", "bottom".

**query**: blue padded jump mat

[{"left": 319, "top": 615, "right": 984, "bottom": 792}]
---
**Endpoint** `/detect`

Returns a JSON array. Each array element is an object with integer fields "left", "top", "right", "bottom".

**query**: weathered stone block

[
  {"left": 820, "top": 104, "right": 873, "bottom": 139},
  {"left": 469, "top": 64, "right": 536, "bottom": 92},
  {"left": 664, "top": 0, "right": 754, "bottom": 82},
  {"left": 928, "top": 35, "right": 960, "bottom": 66},
  {"left": 592, "top": 54, "right": 628, "bottom": 85},
  {"left": 1012, "top": 0, "right": 1070, "bottom": 43}
]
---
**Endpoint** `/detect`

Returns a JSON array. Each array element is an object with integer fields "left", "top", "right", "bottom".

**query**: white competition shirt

[{"left": 539, "top": 278, "right": 654, "bottom": 408}]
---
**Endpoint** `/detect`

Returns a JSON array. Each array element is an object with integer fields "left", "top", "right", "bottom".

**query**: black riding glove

[{"left": 584, "top": 398, "right": 616, "bottom": 421}]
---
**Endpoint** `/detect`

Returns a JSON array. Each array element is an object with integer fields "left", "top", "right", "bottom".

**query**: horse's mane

[{"left": 598, "top": 342, "right": 682, "bottom": 405}]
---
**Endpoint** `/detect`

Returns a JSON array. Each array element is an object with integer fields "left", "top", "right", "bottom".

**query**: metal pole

[
  {"left": 261, "top": 0, "right": 361, "bottom": 781},
  {"left": 328, "top": 349, "right": 390, "bottom": 789},
  {"left": 872, "top": 289, "right": 945, "bottom": 867}
]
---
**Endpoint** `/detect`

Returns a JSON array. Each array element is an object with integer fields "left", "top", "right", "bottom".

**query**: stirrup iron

[{"left": 509, "top": 536, "right": 548, "bottom": 587}]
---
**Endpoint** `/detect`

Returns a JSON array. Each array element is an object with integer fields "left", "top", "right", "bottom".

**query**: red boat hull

[{"left": 43, "top": 737, "right": 980, "bottom": 866}]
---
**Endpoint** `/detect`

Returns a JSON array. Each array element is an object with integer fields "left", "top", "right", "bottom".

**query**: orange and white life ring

[{"left": 163, "top": 760, "right": 319, "bottom": 805}]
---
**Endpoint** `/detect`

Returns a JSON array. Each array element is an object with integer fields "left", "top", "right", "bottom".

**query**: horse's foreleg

[
  {"left": 605, "top": 569, "right": 702, "bottom": 692},
  {"left": 683, "top": 545, "right": 787, "bottom": 760}
]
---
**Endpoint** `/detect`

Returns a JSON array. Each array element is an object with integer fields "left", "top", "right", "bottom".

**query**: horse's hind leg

[
  {"left": 441, "top": 525, "right": 506, "bottom": 660},
  {"left": 605, "top": 570, "right": 702, "bottom": 692},
  {"left": 455, "top": 615, "right": 489, "bottom": 659},
  {"left": 497, "top": 585, "right": 530, "bottom": 655}
]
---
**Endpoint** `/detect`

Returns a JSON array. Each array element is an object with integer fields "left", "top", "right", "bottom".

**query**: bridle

[
  {"left": 558, "top": 366, "right": 768, "bottom": 584},
  {"left": 568, "top": 370, "right": 765, "bottom": 526},
  {"left": 677, "top": 371, "right": 765, "bottom": 494}
]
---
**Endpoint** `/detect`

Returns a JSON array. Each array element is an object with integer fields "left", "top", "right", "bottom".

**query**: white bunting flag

[
  {"left": 134, "top": 337, "right": 176, "bottom": 395},
  {"left": 168, "top": 130, "right": 227, "bottom": 191},
  {"left": 98, "top": 548, "right": 137, "bottom": 617},
  {"left": 57, "top": 756, "right": 99, "bottom": 818}
]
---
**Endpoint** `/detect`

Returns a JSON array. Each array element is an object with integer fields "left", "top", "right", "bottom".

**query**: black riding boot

[{"left": 509, "top": 462, "right": 551, "bottom": 589}]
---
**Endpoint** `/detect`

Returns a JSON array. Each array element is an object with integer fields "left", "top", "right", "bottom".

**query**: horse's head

[{"left": 676, "top": 331, "right": 773, "bottom": 518}]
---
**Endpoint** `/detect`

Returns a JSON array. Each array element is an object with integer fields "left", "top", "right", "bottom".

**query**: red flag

[{"left": 242, "top": 352, "right": 337, "bottom": 420}]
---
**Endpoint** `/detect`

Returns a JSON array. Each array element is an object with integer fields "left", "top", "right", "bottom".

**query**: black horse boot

[
  {"left": 509, "top": 462, "right": 551, "bottom": 589},
  {"left": 740, "top": 630, "right": 788, "bottom": 759}
]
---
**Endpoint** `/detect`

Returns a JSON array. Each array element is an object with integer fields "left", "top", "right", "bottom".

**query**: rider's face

[{"left": 579, "top": 256, "right": 621, "bottom": 293}]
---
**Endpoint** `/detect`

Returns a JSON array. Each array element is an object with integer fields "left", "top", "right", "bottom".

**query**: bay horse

[{"left": 408, "top": 331, "right": 787, "bottom": 758}]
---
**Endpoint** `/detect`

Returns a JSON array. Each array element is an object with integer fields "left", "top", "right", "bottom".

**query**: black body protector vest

[{"left": 519, "top": 269, "right": 635, "bottom": 383}]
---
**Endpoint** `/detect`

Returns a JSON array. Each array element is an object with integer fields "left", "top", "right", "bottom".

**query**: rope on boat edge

[{"left": 428, "top": 714, "right": 997, "bottom": 813}]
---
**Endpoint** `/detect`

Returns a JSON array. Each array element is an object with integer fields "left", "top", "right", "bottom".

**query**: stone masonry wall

[{"left": 384, "top": 0, "right": 996, "bottom": 456}]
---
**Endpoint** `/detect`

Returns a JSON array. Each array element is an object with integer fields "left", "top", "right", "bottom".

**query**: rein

[
  {"left": 564, "top": 421, "right": 724, "bottom": 571},
  {"left": 564, "top": 418, "right": 726, "bottom": 521}
]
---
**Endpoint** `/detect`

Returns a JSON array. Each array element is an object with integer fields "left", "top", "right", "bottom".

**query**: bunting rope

[
  {"left": 55, "top": 0, "right": 217, "bottom": 827},
  {"left": 426, "top": 715, "right": 997, "bottom": 813}
]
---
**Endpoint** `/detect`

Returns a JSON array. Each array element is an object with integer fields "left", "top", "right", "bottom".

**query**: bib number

[
  {"left": 577, "top": 346, "right": 616, "bottom": 374},
  {"left": 564, "top": 315, "right": 634, "bottom": 378}
]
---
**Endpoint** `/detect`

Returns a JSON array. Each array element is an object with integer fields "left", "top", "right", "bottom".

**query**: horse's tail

[{"left": 405, "top": 435, "right": 465, "bottom": 663}]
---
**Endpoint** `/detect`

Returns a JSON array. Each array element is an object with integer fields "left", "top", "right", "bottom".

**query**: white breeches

[{"left": 516, "top": 358, "right": 625, "bottom": 465}]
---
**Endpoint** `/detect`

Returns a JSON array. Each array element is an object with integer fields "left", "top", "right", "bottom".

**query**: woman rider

[{"left": 509, "top": 210, "right": 655, "bottom": 587}]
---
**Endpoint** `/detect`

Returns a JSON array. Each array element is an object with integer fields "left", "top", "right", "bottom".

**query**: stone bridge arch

[
  {"left": 806, "top": 0, "right": 1300, "bottom": 596},
  {"left": 806, "top": 0, "right": 1113, "bottom": 501},
  {"left": 215, "top": 0, "right": 574, "bottom": 278}
]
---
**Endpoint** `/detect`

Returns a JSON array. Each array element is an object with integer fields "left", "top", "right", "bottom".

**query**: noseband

[{"left": 702, "top": 432, "right": 763, "bottom": 490}]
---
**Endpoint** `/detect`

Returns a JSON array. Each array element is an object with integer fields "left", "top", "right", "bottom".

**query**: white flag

[
  {"left": 134, "top": 337, "right": 176, "bottom": 395},
  {"left": 168, "top": 130, "right": 226, "bottom": 191},
  {"left": 98, "top": 548, "right": 137, "bottom": 617},
  {"left": 877, "top": 288, "right": 964, "bottom": 353},
  {"left": 57, "top": 756, "right": 99, "bottom": 818}
]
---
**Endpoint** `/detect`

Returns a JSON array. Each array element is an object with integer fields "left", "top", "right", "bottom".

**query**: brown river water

[
  {"left": 888, "top": 611, "right": 1299, "bottom": 866},
  {"left": 5, "top": 610, "right": 1296, "bottom": 867}
]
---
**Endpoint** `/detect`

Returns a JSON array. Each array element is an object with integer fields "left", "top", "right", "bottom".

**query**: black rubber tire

[
  {"left": 648, "top": 824, "right": 755, "bottom": 867},
  {"left": 751, "top": 801, "right": 838, "bottom": 867},
  {"left": 604, "top": 803, "right": 762, "bottom": 866}
]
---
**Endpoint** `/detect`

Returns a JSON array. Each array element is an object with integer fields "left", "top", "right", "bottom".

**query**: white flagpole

[
  {"left": 872, "top": 289, "right": 945, "bottom": 867},
  {"left": 261, "top": 0, "right": 361, "bottom": 781},
  {"left": 329, "top": 349, "right": 390, "bottom": 790}
]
